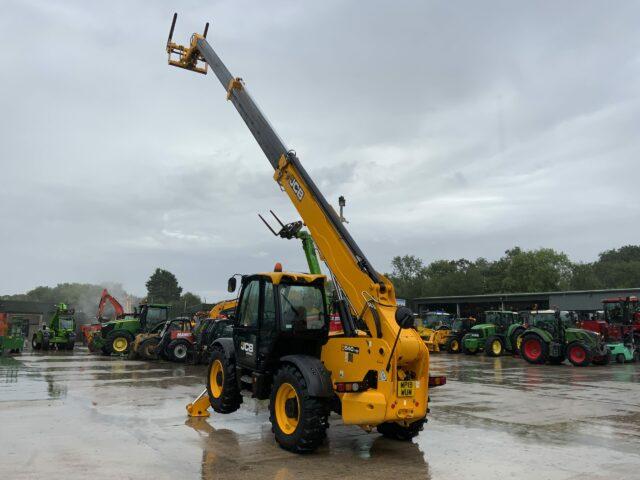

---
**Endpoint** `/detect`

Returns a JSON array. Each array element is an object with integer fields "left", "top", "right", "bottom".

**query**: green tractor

[
  {"left": 519, "top": 310, "right": 610, "bottom": 367},
  {"left": 442, "top": 317, "right": 476, "bottom": 353},
  {"left": 89, "top": 303, "right": 169, "bottom": 355},
  {"left": 462, "top": 310, "right": 523, "bottom": 356},
  {"left": 32, "top": 303, "right": 76, "bottom": 351},
  {"left": 0, "top": 315, "right": 26, "bottom": 355}
]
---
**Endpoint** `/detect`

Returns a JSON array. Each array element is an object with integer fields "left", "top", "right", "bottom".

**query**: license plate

[{"left": 398, "top": 380, "right": 415, "bottom": 397}]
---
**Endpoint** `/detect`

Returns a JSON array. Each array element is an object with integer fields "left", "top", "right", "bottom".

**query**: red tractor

[{"left": 579, "top": 296, "right": 640, "bottom": 343}]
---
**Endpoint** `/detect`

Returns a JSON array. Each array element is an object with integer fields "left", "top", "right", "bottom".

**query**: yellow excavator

[{"left": 167, "top": 14, "right": 444, "bottom": 453}]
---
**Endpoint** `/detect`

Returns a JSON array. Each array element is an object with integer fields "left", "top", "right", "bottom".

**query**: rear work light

[
  {"left": 429, "top": 375, "right": 447, "bottom": 388},
  {"left": 334, "top": 381, "right": 370, "bottom": 393}
]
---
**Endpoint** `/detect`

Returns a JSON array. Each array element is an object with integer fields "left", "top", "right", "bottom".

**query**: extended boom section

[{"left": 169, "top": 15, "right": 434, "bottom": 441}]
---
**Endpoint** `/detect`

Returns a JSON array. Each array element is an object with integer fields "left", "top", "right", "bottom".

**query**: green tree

[
  {"left": 593, "top": 245, "right": 640, "bottom": 288},
  {"left": 180, "top": 292, "right": 202, "bottom": 309},
  {"left": 145, "top": 269, "right": 182, "bottom": 304},
  {"left": 500, "top": 247, "right": 572, "bottom": 292},
  {"left": 389, "top": 255, "right": 426, "bottom": 299}
]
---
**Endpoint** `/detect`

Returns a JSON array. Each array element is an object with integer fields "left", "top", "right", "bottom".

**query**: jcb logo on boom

[
  {"left": 240, "top": 341, "right": 254, "bottom": 356},
  {"left": 289, "top": 177, "right": 304, "bottom": 201}
]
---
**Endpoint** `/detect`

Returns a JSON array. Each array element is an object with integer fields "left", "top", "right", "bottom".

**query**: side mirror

[
  {"left": 227, "top": 277, "right": 237, "bottom": 293},
  {"left": 395, "top": 306, "right": 415, "bottom": 329}
]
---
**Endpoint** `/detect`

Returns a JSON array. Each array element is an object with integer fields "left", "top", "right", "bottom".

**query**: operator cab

[{"left": 227, "top": 268, "right": 329, "bottom": 379}]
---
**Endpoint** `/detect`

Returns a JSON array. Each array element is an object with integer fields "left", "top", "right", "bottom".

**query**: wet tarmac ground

[{"left": 1, "top": 349, "right": 639, "bottom": 480}]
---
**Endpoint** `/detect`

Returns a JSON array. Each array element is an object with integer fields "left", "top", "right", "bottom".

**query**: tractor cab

[
  {"left": 484, "top": 310, "right": 519, "bottom": 333},
  {"left": 220, "top": 268, "right": 329, "bottom": 398},
  {"left": 137, "top": 304, "right": 170, "bottom": 332}
]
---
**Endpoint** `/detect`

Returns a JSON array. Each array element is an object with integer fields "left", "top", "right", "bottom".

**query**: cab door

[{"left": 233, "top": 278, "right": 261, "bottom": 370}]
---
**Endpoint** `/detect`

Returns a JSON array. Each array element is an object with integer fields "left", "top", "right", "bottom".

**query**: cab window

[
  {"left": 280, "top": 284, "right": 325, "bottom": 331},
  {"left": 238, "top": 280, "right": 260, "bottom": 327}
]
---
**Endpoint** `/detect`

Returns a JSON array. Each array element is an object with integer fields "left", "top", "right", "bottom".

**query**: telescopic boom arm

[{"left": 167, "top": 14, "right": 416, "bottom": 345}]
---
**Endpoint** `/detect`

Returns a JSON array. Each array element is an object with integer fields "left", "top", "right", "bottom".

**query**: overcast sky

[{"left": 1, "top": 1, "right": 639, "bottom": 300}]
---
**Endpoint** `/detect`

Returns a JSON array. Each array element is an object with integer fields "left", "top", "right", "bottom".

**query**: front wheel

[
  {"left": 484, "top": 335, "right": 504, "bottom": 357},
  {"left": 140, "top": 337, "right": 160, "bottom": 360},
  {"left": 446, "top": 337, "right": 461, "bottom": 354},
  {"left": 107, "top": 331, "right": 134, "bottom": 355},
  {"left": 167, "top": 340, "right": 190, "bottom": 363},
  {"left": 206, "top": 348, "right": 242, "bottom": 414},
  {"left": 377, "top": 418, "right": 426, "bottom": 440},
  {"left": 269, "top": 364, "right": 329, "bottom": 453},
  {"left": 567, "top": 342, "right": 592, "bottom": 367}
]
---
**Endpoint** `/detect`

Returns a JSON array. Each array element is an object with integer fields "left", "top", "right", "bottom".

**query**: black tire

[
  {"left": 65, "top": 341, "right": 75, "bottom": 351},
  {"left": 269, "top": 363, "right": 329, "bottom": 453},
  {"left": 510, "top": 328, "right": 525, "bottom": 354},
  {"left": 32, "top": 335, "right": 41, "bottom": 351},
  {"left": 377, "top": 418, "right": 426, "bottom": 441},
  {"left": 520, "top": 334, "right": 548, "bottom": 365},
  {"left": 592, "top": 353, "right": 610, "bottom": 366},
  {"left": 484, "top": 335, "right": 504, "bottom": 357},
  {"left": 633, "top": 349, "right": 640, "bottom": 363},
  {"left": 615, "top": 353, "right": 625, "bottom": 364},
  {"left": 206, "top": 348, "right": 242, "bottom": 414},
  {"left": 106, "top": 331, "right": 134, "bottom": 355},
  {"left": 140, "top": 337, "right": 160, "bottom": 360},
  {"left": 446, "top": 336, "right": 461, "bottom": 354},
  {"left": 566, "top": 342, "right": 592, "bottom": 367},
  {"left": 42, "top": 337, "right": 50, "bottom": 351},
  {"left": 167, "top": 340, "right": 190, "bottom": 363}
]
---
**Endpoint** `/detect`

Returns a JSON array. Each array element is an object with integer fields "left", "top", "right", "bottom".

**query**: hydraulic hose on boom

[{"left": 169, "top": 14, "right": 439, "bottom": 442}]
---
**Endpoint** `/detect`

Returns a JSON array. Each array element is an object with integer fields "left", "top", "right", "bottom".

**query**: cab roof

[{"left": 256, "top": 271, "right": 326, "bottom": 285}]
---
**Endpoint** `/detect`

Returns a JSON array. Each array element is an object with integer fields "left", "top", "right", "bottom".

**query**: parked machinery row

[{"left": 418, "top": 297, "right": 640, "bottom": 367}]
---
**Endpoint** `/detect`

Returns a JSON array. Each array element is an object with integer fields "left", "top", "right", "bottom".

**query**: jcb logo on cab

[{"left": 240, "top": 341, "right": 254, "bottom": 355}]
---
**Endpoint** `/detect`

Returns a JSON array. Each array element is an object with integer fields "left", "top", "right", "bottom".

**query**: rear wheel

[
  {"left": 484, "top": 336, "right": 504, "bottom": 357},
  {"left": 377, "top": 418, "right": 426, "bottom": 440},
  {"left": 269, "top": 364, "right": 329, "bottom": 453},
  {"left": 168, "top": 340, "right": 190, "bottom": 363},
  {"left": 107, "top": 331, "right": 134, "bottom": 355},
  {"left": 520, "top": 334, "right": 548, "bottom": 364},
  {"left": 206, "top": 348, "right": 242, "bottom": 414},
  {"left": 446, "top": 337, "right": 461, "bottom": 354},
  {"left": 567, "top": 342, "right": 592, "bottom": 367}
]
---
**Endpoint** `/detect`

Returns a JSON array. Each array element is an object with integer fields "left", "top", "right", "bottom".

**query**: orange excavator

[{"left": 81, "top": 289, "right": 126, "bottom": 345}]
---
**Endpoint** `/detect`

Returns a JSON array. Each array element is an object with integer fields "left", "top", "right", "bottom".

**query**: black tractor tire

[
  {"left": 510, "top": 328, "right": 525, "bottom": 354},
  {"left": 615, "top": 353, "right": 625, "bottom": 364},
  {"left": 101, "top": 346, "right": 111, "bottom": 356},
  {"left": 377, "top": 418, "right": 426, "bottom": 441},
  {"left": 32, "top": 335, "right": 41, "bottom": 351},
  {"left": 206, "top": 348, "right": 242, "bottom": 414},
  {"left": 566, "top": 342, "right": 593, "bottom": 367},
  {"left": 65, "top": 340, "right": 75, "bottom": 351},
  {"left": 42, "top": 337, "right": 50, "bottom": 351},
  {"left": 633, "top": 350, "right": 640, "bottom": 363},
  {"left": 484, "top": 335, "right": 504, "bottom": 357},
  {"left": 446, "top": 336, "right": 461, "bottom": 354},
  {"left": 592, "top": 353, "right": 611, "bottom": 366},
  {"left": 520, "top": 334, "right": 548, "bottom": 365},
  {"left": 269, "top": 363, "right": 330, "bottom": 453},
  {"left": 167, "top": 340, "right": 190, "bottom": 363},
  {"left": 140, "top": 338, "right": 160, "bottom": 360},
  {"left": 107, "top": 331, "right": 134, "bottom": 355}
]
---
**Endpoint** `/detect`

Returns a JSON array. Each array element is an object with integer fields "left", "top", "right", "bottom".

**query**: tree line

[
  {"left": 0, "top": 268, "right": 204, "bottom": 318},
  {"left": 386, "top": 245, "right": 640, "bottom": 300}
]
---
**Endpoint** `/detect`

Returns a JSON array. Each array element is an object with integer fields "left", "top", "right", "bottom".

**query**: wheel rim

[
  {"left": 451, "top": 340, "right": 459, "bottom": 351},
  {"left": 209, "top": 360, "right": 224, "bottom": 398},
  {"left": 113, "top": 337, "right": 128, "bottom": 353},
  {"left": 174, "top": 345, "right": 187, "bottom": 359},
  {"left": 275, "top": 382, "right": 300, "bottom": 435},
  {"left": 492, "top": 340, "right": 502, "bottom": 355},
  {"left": 569, "top": 345, "right": 586, "bottom": 363},
  {"left": 523, "top": 338, "right": 542, "bottom": 360}
]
